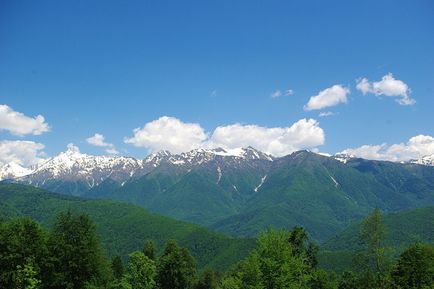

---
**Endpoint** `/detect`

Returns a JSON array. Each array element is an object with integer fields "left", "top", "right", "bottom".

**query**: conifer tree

[
  {"left": 143, "top": 239, "right": 157, "bottom": 261},
  {"left": 111, "top": 256, "right": 124, "bottom": 280},
  {"left": 355, "top": 208, "right": 390, "bottom": 289}
]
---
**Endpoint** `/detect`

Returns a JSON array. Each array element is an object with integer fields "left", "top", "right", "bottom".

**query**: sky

[{"left": 1, "top": 0, "right": 434, "bottom": 166}]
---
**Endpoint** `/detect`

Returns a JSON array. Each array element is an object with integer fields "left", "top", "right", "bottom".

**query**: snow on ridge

[
  {"left": 408, "top": 154, "right": 434, "bottom": 166},
  {"left": 0, "top": 162, "right": 33, "bottom": 181},
  {"left": 9, "top": 144, "right": 145, "bottom": 183},
  {"left": 144, "top": 147, "right": 274, "bottom": 167},
  {"left": 333, "top": 153, "right": 355, "bottom": 164}
]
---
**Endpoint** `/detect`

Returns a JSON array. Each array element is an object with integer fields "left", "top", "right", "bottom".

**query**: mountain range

[{"left": 2, "top": 146, "right": 434, "bottom": 242}]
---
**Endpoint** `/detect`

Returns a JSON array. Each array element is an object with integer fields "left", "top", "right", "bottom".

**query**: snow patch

[
  {"left": 254, "top": 175, "right": 267, "bottom": 192},
  {"left": 330, "top": 175, "right": 339, "bottom": 187},
  {"left": 216, "top": 166, "right": 222, "bottom": 184}
]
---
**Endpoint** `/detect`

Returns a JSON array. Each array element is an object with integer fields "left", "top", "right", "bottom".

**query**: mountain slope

[
  {"left": 211, "top": 151, "right": 434, "bottom": 242},
  {"left": 54, "top": 150, "right": 434, "bottom": 242},
  {"left": 0, "top": 183, "right": 255, "bottom": 270},
  {"left": 90, "top": 149, "right": 272, "bottom": 225}
]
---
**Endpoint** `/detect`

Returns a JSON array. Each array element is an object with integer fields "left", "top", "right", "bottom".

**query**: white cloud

[
  {"left": 270, "top": 90, "right": 282, "bottom": 98},
  {"left": 67, "top": 143, "right": 80, "bottom": 153},
  {"left": 271, "top": 89, "right": 294, "bottom": 98},
  {"left": 355, "top": 78, "right": 371, "bottom": 95},
  {"left": 124, "top": 116, "right": 208, "bottom": 154},
  {"left": 284, "top": 89, "right": 294, "bottom": 96},
  {"left": 208, "top": 118, "right": 325, "bottom": 156},
  {"left": 0, "top": 140, "right": 46, "bottom": 167},
  {"left": 339, "top": 134, "right": 434, "bottom": 162},
  {"left": 318, "top": 111, "right": 335, "bottom": 117},
  {"left": 0, "top": 104, "right": 50, "bottom": 136},
  {"left": 105, "top": 147, "right": 119, "bottom": 155},
  {"left": 304, "top": 85, "right": 349, "bottom": 111},
  {"left": 124, "top": 116, "right": 325, "bottom": 156},
  {"left": 356, "top": 73, "right": 415, "bottom": 105},
  {"left": 86, "top": 133, "right": 118, "bottom": 154}
]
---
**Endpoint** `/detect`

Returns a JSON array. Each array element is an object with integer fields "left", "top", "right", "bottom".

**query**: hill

[
  {"left": 318, "top": 206, "right": 434, "bottom": 272},
  {"left": 0, "top": 183, "right": 255, "bottom": 270},
  {"left": 323, "top": 206, "right": 434, "bottom": 251}
]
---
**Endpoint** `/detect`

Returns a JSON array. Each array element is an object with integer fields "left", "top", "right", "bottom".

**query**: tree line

[{"left": 0, "top": 209, "right": 433, "bottom": 289}]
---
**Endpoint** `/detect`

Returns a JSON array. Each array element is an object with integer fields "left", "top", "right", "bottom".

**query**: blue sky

[{"left": 1, "top": 0, "right": 433, "bottom": 164}]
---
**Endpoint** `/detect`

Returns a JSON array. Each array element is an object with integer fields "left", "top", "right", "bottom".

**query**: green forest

[{"left": 1, "top": 208, "right": 433, "bottom": 289}]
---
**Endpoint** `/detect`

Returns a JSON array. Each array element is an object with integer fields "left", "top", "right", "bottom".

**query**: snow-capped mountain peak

[
  {"left": 15, "top": 144, "right": 146, "bottom": 189},
  {"left": 142, "top": 147, "right": 273, "bottom": 167},
  {"left": 239, "top": 146, "right": 274, "bottom": 161},
  {"left": 0, "top": 162, "right": 33, "bottom": 180},
  {"left": 408, "top": 154, "right": 434, "bottom": 166},
  {"left": 150, "top": 147, "right": 273, "bottom": 166},
  {"left": 143, "top": 150, "right": 173, "bottom": 166},
  {"left": 333, "top": 153, "right": 355, "bottom": 164},
  {"left": 34, "top": 144, "right": 87, "bottom": 174}
]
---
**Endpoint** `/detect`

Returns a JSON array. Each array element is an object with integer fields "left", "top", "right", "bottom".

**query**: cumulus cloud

[
  {"left": 208, "top": 119, "right": 325, "bottom": 156},
  {"left": 0, "top": 140, "right": 46, "bottom": 167},
  {"left": 124, "top": 116, "right": 325, "bottom": 156},
  {"left": 0, "top": 104, "right": 50, "bottom": 136},
  {"left": 356, "top": 73, "right": 415, "bottom": 105},
  {"left": 86, "top": 133, "right": 118, "bottom": 154},
  {"left": 304, "top": 85, "right": 349, "bottom": 111},
  {"left": 124, "top": 116, "right": 208, "bottom": 154},
  {"left": 339, "top": 134, "right": 434, "bottom": 162}
]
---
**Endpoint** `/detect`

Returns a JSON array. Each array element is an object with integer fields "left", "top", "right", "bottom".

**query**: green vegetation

[
  {"left": 0, "top": 183, "right": 254, "bottom": 270},
  {"left": 324, "top": 205, "right": 434, "bottom": 251},
  {"left": 1, "top": 205, "right": 434, "bottom": 288},
  {"left": 391, "top": 243, "right": 434, "bottom": 288},
  {"left": 319, "top": 205, "right": 434, "bottom": 273},
  {"left": 2, "top": 181, "right": 434, "bottom": 288}
]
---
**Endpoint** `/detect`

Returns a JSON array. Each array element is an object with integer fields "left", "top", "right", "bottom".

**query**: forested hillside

[
  {"left": 0, "top": 183, "right": 254, "bottom": 270},
  {"left": 2, "top": 208, "right": 433, "bottom": 289}
]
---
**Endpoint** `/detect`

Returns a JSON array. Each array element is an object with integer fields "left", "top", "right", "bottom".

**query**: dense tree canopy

[
  {"left": 0, "top": 218, "right": 47, "bottom": 288},
  {"left": 1, "top": 209, "right": 433, "bottom": 289},
  {"left": 46, "top": 211, "right": 110, "bottom": 289},
  {"left": 157, "top": 240, "right": 197, "bottom": 289},
  {"left": 391, "top": 243, "right": 434, "bottom": 288}
]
